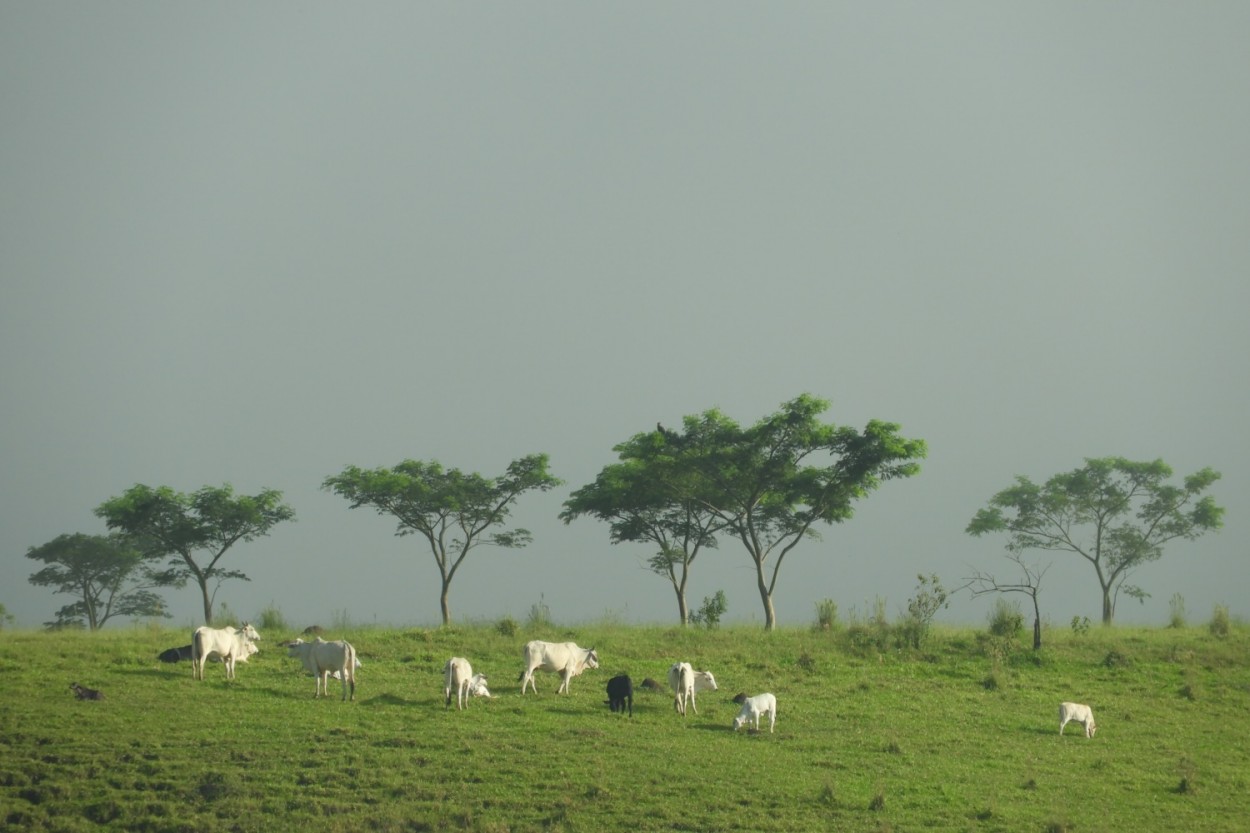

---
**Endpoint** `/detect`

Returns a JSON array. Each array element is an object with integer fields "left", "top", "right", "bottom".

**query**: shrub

[
  {"left": 1070, "top": 616, "right": 1091, "bottom": 636},
  {"left": 898, "top": 574, "right": 949, "bottom": 649},
  {"left": 495, "top": 616, "right": 519, "bottom": 637},
  {"left": 690, "top": 590, "right": 727, "bottom": 629},
  {"left": 987, "top": 598, "right": 1024, "bottom": 638},
  {"left": 1209, "top": 604, "right": 1230, "bottom": 638}
]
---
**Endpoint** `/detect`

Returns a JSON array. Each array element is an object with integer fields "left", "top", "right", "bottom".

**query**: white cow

[
  {"left": 518, "top": 640, "right": 599, "bottom": 694},
  {"left": 668, "top": 662, "right": 718, "bottom": 716},
  {"left": 286, "top": 637, "right": 357, "bottom": 701},
  {"left": 1059, "top": 701, "right": 1097, "bottom": 738},
  {"left": 444, "top": 657, "right": 475, "bottom": 710},
  {"left": 732, "top": 692, "right": 778, "bottom": 733},
  {"left": 327, "top": 655, "right": 363, "bottom": 680},
  {"left": 191, "top": 623, "right": 260, "bottom": 681}
]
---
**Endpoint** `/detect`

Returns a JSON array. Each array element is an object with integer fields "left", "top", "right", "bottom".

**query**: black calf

[
  {"left": 70, "top": 682, "right": 104, "bottom": 701},
  {"left": 606, "top": 674, "right": 633, "bottom": 716}
]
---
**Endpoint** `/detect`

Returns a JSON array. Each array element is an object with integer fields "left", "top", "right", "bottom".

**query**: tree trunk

[
  {"left": 674, "top": 586, "right": 689, "bottom": 626},
  {"left": 440, "top": 581, "right": 452, "bottom": 627},
  {"left": 199, "top": 581, "right": 214, "bottom": 625},
  {"left": 1031, "top": 594, "right": 1042, "bottom": 650},
  {"left": 1101, "top": 587, "right": 1113, "bottom": 626},
  {"left": 756, "top": 566, "right": 776, "bottom": 630}
]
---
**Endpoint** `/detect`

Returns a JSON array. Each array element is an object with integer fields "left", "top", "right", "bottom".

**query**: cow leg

[{"left": 690, "top": 692, "right": 698, "bottom": 715}]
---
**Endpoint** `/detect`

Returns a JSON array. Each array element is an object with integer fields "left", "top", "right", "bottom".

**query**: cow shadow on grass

[{"left": 360, "top": 692, "right": 421, "bottom": 708}]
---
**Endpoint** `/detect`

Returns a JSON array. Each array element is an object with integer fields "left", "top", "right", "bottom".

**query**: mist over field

[{"left": 3, "top": 4, "right": 1247, "bottom": 632}]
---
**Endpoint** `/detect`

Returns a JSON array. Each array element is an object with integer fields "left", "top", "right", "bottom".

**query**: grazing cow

[
  {"left": 286, "top": 637, "right": 357, "bottom": 701},
  {"left": 69, "top": 682, "right": 104, "bottom": 700},
  {"left": 606, "top": 674, "right": 633, "bottom": 716},
  {"left": 732, "top": 692, "right": 777, "bottom": 733},
  {"left": 668, "top": 662, "right": 718, "bottom": 716},
  {"left": 159, "top": 644, "right": 194, "bottom": 663},
  {"left": 191, "top": 623, "right": 260, "bottom": 681},
  {"left": 1059, "top": 702, "right": 1097, "bottom": 738},
  {"left": 443, "top": 657, "right": 475, "bottom": 710},
  {"left": 518, "top": 640, "right": 599, "bottom": 695}
]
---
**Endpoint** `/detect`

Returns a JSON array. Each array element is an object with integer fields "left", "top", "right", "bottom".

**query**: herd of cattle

[
  {"left": 151, "top": 624, "right": 782, "bottom": 732},
  {"left": 146, "top": 623, "right": 1097, "bottom": 738}
]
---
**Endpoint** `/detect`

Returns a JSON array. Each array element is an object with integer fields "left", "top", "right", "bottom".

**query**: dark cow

[
  {"left": 606, "top": 674, "right": 633, "bottom": 716},
  {"left": 158, "top": 645, "right": 194, "bottom": 663},
  {"left": 70, "top": 682, "right": 104, "bottom": 700}
]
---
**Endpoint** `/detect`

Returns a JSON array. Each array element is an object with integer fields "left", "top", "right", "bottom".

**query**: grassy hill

[{"left": 1, "top": 620, "right": 1246, "bottom": 832}]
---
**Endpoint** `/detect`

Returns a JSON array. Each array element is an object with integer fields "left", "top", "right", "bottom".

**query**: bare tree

[{"left": 964, "top": 554, "right": 1051, "bottom": 650}]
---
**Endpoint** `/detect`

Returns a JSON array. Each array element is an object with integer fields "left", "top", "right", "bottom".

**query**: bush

[
  {"left": 1209, "top": 604, "right": 1231, "bottom": 638},
  {"left": 1071, "top": 616, "right": 1091, "bottom": 636},
  {"left": 495, "top": 616, "right": 519, "bottom": 637},
  {"left": 987, "top": 598, "right": 1024, "bottom": 638},
  {"left": 690, "top": 590, "right": 727, "bottom": 629},
  {"left": 898, "top": 574, "right": 949, "bottom": 649}
]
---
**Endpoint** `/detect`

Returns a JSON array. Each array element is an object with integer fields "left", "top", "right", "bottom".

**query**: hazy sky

[{"left": 3, "top": 3, "right": 1246, "bottom": 632}]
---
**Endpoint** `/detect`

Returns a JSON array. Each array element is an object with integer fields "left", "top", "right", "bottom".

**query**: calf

[
  {"left": 468, "top": 673, "right": 491, "bottom": 698},
  {"left": 70, "top": 682, "right": 104, "bottom": 701},
  {"left": 732, "top": 692, "right": 777, "bottom": 733},
  {"left": 1059, "top": 702, "right": 1097, "bottom": 738},
  {"left": 606, "top": 674, "right": 633, "bottom": 716}
]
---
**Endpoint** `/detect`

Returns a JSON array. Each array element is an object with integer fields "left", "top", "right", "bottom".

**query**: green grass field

[{"left": 1, "top": 621, "right": 1246, "bottom": 832}]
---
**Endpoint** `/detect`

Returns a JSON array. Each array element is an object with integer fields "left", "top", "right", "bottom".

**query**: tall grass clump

[
  {"left": 255, "top": 603, "right": 289, "bottom": 632},
  {"left": 987, "top": 598, "right": 1024, "bottom": 638},
  {"left": 814, "top": 598, "right": 839, "bottom": 632},
  {"left": 527, "top": 595, "right": 553, "bottom": 629},
  {"left": 1169, "top": 593, "right": 1187, "bottom": 629}
]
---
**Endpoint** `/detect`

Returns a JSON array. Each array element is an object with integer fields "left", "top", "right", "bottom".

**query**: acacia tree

[
  {"left": 967, "top": 457, "right": 1223, "bottom": 626},
  {"left": 26, "top": 533, "right": 169, "bottom": 630},
  {"left": 561, "top": 433, "right": 728, "bottom": 625},
  {"left": 96, "top": 484, "right": 296, "bottom": 625},
  {"left": 323, "top": 454, "right": 561, "bottom": 626},
  {"left": 596, "top": 395, "right": 925, "bottom": 630}
]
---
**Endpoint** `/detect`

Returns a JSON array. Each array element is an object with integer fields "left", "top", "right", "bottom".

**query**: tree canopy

[
  {"left": 571, "top": 395, "right": 926, "bottom": 629},
  {"left": 561, "top": 433, "right": 727, "bottom": 625},
  {"left": 26, "top": 533, "right": 168, "bottom": 630},
  {"left": 323, "top": 454, "right": 562, "bottom": 626},
  {"left": 95, "top": 484, "right": 296, "bottom": 625},
  {"left": 967, "top": 457, "right": 1223, "bottom": 625}
]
